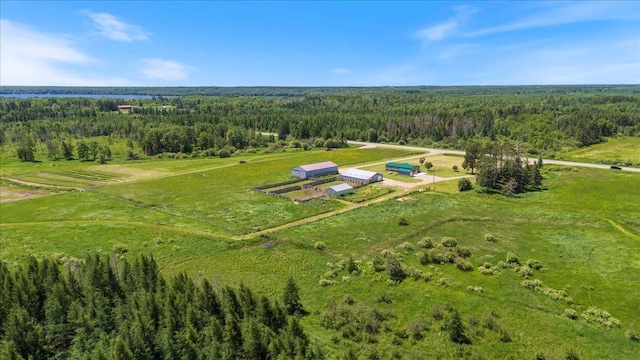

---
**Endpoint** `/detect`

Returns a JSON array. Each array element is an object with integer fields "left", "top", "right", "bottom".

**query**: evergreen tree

[
  {"left": 283, "top": 277, "right": 303, "bottom": 316},
  {"left": 448, "top": 311, "right": 471, "bottom": 344}
]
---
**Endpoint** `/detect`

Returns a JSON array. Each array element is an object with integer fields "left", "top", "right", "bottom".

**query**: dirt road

[{"left": 349, "top": 141, "right": 640, "bottom": 173}]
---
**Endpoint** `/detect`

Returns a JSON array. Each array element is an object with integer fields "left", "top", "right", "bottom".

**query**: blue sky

[{"left": 1, "top": 1, "right": 639, "bottom": 86}]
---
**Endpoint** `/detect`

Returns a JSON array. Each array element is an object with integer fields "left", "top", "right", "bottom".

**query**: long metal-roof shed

[
  {"left": 291, "top": 161, "right": 339, "bottom": 179},
  {"left": 339, "top": 168, "right": 383, "bottom": 184}
]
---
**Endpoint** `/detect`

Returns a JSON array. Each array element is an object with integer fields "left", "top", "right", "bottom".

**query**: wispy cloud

[
  {"left": 0, "top": 19, "right": 130, "bottom": 86},
  {"left": 330, "top": 68, "right": 351, "bottom": 75},
  {"left": 415, "top": 5, "right": 478, "bottom": 42},
  {"left": 139, "top": 58, "right": 194, "bottom": 81},
  {"left": 83, "top": 11, "right": 150, "bottom": 42},
  {"left": 466, "top": 2, "right": 640, "bottom": 37}
]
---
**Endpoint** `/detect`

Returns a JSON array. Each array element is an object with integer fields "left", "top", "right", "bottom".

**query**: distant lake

[{"left": 0, "top": 94, "right": 158, "bottom": 99}]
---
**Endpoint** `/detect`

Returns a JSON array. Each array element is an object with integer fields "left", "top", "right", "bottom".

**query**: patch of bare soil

[{"left": 0, "top": 186, "right": 54, "bottom": 203}]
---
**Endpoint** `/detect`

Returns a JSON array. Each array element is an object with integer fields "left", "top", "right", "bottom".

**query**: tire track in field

[
  {"left": 0, "top": 219, "right": 226, "bottom": 239},
  {"left": 603, "top": 218, "right": 640, "bottom": 241}
]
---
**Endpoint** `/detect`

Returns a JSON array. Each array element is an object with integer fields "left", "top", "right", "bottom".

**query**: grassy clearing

[
  {"left": 342, "top": 184, "right": 395, "bottom": 203},
  {"left": 558, "top": 137, "right": 640, "bottom": 166}
]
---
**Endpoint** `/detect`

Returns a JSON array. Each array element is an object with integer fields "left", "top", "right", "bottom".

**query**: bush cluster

[
  {"left": 319, "top": 300, "right": 394, "bottom": 344},
  {"left": 477, "top": 262, "right": 501, "bottom": 276},
  {"left": 581, "top": 307, "right": 621, "bottom": 328},
  {"left": 521, "top": 279, "right": 573, "bottom": 303}
]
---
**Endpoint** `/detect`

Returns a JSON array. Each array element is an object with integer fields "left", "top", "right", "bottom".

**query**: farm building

[
  {"left": 385, "top": 162, "right": 420, "bottom": 176},
  {"left": 339, "top": 168, "right": 383, "bottom": 185},
  {"left": 328, "top": 183, "right": 354, "bottom": 197},
  {"left": 118, "top": 105, "right": 133, "bottom": 114},
  {"left": 291, "top": 161, "right": 339, "bottom": 179}
]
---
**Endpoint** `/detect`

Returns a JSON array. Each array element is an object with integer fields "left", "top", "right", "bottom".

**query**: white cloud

[
  {"left": 415, "top": 5, "right": 478, "bottom": 42},
  {"left": 330, "top": 68, "right": 351, "bottom": 75},
  {"left": 139, "top": 58, "right": 193, "bottom": 81},
  {"left": 466, "top": 2, "right": 640, "bottom": 38},
  {"left": 83, "top": 11, "right": 150, "bottom": 42},
  {"left": 0, "top": 19, "right": 130, "bottom": 86}
]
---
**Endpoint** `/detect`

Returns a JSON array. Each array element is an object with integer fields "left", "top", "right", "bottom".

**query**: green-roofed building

[{"left": 385, "top": 162, "right": 420, "bottom": 177}]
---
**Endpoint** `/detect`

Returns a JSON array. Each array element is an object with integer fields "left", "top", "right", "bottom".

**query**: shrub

[
  {"left": 526, "top": 259, "right": 543, "bottom": 270},
  {"left": 452, "top": 165, "right": 459, "bottom": 172},
  {"left": 417, "top": 237, "right": 434, "bottom": 249},
  {"left": 371, "top": 255, "right": 386, "bottom": 272},
  {"left": 324, "top": 270, "right": 338, "bottom": 279},
  {"left": 565, "top": 349, "right": 580, "bottom": 360},
  {"left": 563, "top": 309, "right": 578, "bottom": 320},
  {"left": 428, "top": 250, "right": 446, "bottom": 264},
  {"left": 112, "top": 243, "right": 128, "bottom": 255},
  {"left": 521, "top": 279, "right": 544, "bottom": 290},
  {"left": 398, "top": 217, "right": 409, "bottom": 226},
  {"left": 404, "top": 266, "right": 422, "bottom": 281},
  {"left": 477, "top": 263, "right": 501, "bottom": 276},
  {"left": 319, "top": 278, "right": 336, "bottom": 287},
  {"left": 458, "top": 178, "right": 473, "bottom": 192},
  {"left": 454, "top": 257, "right": 473, "bottom": 271},
  {"left": 442, "top": 252, "right": 456, "bottom": 264},
  {"left": 407, "top": 318, "right": 429, "bottom": 339},
  {"left": 342, "top": 276, "right": 352, "bottom": 284},
  {"left": 396, "top": 242, "right": 414, "bottom": 253},
  {"left": 218, "top": 149, "right": 230, "bottom": 158},
  {"left": 514, "top": 266, "right": 533, "bottom": 278},
  {"left": 484, "top": 233, "right": 498, "bottom": 242},
  {"left": 456, "top": 247, "right": 472, "bottom": 258},
  {"left": 314, "top": 241, "right": 326, "bottom": 250},
  {"left": 376, "top": 292, "right": 392, "bottom": 304},
  {"left": 431, "top": 305, "right": 446, "bottom": 320},
  {"left": 441, "top": 237, "right": 458, "bottom": 248},
  {"left": 499, "top": 328, "right": 512, "bottom": 343},
  {"left": 385, "top": 253, "right": 406, "bottom": 282},
  {"left": 625, "top": 328, "right": 640, "bottom": 342},
  {"left": 438, "top": 277, "right": 453, "bottom": 287},
  {"left": 506, "top": 252, "right": 520, "bottom": 265}
]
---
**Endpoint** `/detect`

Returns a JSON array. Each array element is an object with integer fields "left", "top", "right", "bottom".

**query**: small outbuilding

[
  {"left": 328, "top": 183, "right": 354, "bottom": 197},
  {"left": 339, "top": 168, "right": 383, "bottom": 185},
  {"left": 291, "top": 161, "right": 339, "bottom": 179},
  {"left": 118, "top": 105, "right": 133, "bottom": 114},
  {"left": 385, "top": 162, "right": 420, "bottom": 176}
]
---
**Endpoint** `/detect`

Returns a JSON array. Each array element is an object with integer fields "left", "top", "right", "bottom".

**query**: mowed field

[
  {"left": 1, "top": 145, "right": 640, "bottom": 358},
  {"left": 559, "top": 136, "right": 640, "bottom": 166}
]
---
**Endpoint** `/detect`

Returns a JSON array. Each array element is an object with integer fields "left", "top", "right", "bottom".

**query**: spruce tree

[{"left": 283, "top": 277, "right": 303, "bottom": 316}]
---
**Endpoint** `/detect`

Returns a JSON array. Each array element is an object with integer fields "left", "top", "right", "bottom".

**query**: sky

[{"left": 1, "top": 1, "right": 639, "bottom": 87}]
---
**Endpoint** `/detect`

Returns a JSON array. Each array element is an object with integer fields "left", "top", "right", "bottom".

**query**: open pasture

[
  {"left": 559, "top": 136, "right": 640, "bottom": 166},
  {"left": 1, "top": 145, "right": 640, "bottom": 358}
]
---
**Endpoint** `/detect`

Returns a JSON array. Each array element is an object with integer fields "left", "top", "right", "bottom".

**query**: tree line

[
  {"left": 1, "top": 86, "right": 638, "bottom": 162},
  {"left": 0, "top": 254, "right": 322, "bottom": 360}
]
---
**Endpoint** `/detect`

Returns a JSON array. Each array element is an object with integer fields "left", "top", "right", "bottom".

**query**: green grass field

[
  {"left": 558, "top": 136, "right": 640, "bottom": 166},
  {"left": 1, "top": 144, "right": 639, "bottom": 359}
]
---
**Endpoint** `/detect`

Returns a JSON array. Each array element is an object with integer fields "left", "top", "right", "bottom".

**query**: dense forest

[
  {"left": 0, "top": 254, "right": 321, "bottom": 360},
  {"left": 2, "top": 86, "right": 639, "bottom": 163}
]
